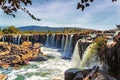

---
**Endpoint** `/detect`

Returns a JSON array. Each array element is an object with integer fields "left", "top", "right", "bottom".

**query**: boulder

[
  {"left": 29, "top": 55, "right": 48, "bottom": 61},
  {"left": 73, "top": 72, "right": 84, "bottom": 80},
  {"left": 65, "top": 68, "right": 80, "bottom": 80},
  {"left": 0, "top": 74, "right": 8, "bottom": 80}
]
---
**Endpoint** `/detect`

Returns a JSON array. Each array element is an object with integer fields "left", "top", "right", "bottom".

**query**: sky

[{"left": 0, "top": 0, "right": 120, "bottom": 30}]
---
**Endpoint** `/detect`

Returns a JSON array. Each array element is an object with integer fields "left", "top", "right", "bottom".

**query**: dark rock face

[
  {"left": 105, "top": 36, "right": 120, "bottom": 79},
  {"left": 65, "top": 68, "right": 81, "bottom": 80},
  {"left": 65, "top": 67, "right": 118, "bottom": 80},
  {"left": 65, "top": 68, "right": 92, "bottom": 80}
]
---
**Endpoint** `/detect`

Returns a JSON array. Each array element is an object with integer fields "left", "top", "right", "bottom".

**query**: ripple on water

[{"left": 7, "top": 47, "right": 71, "bottom": 80}]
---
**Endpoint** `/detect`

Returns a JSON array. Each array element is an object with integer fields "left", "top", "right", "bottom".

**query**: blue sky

[{"left": 0, "top": 0, "right": 120, "bottom": 30}]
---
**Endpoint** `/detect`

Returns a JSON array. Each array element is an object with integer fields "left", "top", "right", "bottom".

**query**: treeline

[{"left": 0, "top": 26, "right": 99, "bottom": 34}]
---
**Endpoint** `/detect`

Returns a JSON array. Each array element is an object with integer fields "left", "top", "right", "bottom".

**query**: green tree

[{"left": 2, "top": 26, "right": 20, "bottom": 34}]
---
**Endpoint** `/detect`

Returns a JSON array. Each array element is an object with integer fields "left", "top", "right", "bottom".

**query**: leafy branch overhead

[
  {"left": 0, "top": 0, "right": 41, "bottom": 21},
  {"left": 77, "top": 0, "right": 117, "bottom": 11}
]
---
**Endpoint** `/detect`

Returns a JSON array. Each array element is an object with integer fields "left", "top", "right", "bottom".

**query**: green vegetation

[
  {"left": 2, "top": 26, "right": 20, "bottom": 34},
  {"left": 93, "top": 36, "right": 107, "bottom": 63},
  {"left": 94, "top": 36, "right": 107, "bottom": 48},
  {"left": 0, "top": 25, "right": 99, "bottom": 35}
]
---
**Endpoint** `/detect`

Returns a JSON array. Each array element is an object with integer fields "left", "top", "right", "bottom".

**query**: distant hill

[{"left": 17, "top": 25, "right": 89, "bottom": 32}]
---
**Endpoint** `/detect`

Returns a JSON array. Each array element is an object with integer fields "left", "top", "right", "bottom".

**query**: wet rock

[
  {"left": 73, "top": 72, "right": 84, "bottom": 80},
  {"left": 0, "top": 42, "right": 45, "bottom": 67},
  {"left": 65, "top": 68, "right": 80, "bottom": 80},
  {"left": 0, "top": 74, "right": 8, "bottom": 80},
  {"left": 29, "top": 55, "right": 48, "bottom": 61}
]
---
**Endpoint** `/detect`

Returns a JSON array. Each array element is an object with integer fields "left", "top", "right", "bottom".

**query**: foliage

[
  {"left": 0, "top": 0, "right": 40, "bottom": 21},
  {"left": 93, "top": 36, "right": 107, "bottom": 48},
  {"left": 93, "top": 36, "right": 107, "bottom": 63},
  {"left": 2, "top": 26, "right": 20, "bottom": 34},
  {"left": 0, "top": 28, "right": 3, "bottom": 34},
  {"left": 77, "top": 0, "right": 117, "bottom": 11}
]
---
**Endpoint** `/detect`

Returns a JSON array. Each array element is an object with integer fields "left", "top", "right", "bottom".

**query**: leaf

[
  {"left": 12, "top": 7, "right": 17, "bottom": 12},
  {"left": 81, "top": 5, "right": 85, "bottom": 11},
  {"left": 27, "top": 0, "right": 32, "bottom": 5},
  {"left": 16, "top": 2, "right": 20, "bottom": 9},
  {"left": 85, "top": 3, "right": 90, "bottom": 7},
  {"left": 77, "top": 3, "right": 81, "bottom": 9},
  {"left": 89, "top": 0, "right": 94, "bottom": 2},
  {"left": 85, "top": 0, "right": 88, "bottom": 2},
  {"left": 81, "top": 0, "right": 84, "bottom": 3}
]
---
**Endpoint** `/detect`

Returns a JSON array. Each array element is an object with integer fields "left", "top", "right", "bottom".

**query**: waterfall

[
  {"left": 71, "top": 39, "right": 100, "bottom": 69},
  {"left": 27, "top": 35, "right": 29, "bottom": 41},
  {"left": 71, "top": 39, "right": 81, "bottom": 68},
  {"left": 2, "top": 36, "right": 5, "bottom": 42},
  {"left": 61, "top": 35, "right": 65, "bottom": 50},
  {"left": 18, "top": 35, "right": 21, "bottom": 45},
  {"left": 51, "top": 34, "right": 55, "bottom": 47},
  {"left": 66, "top": 34, "right": 74, "bottom": 58},
  {"left": 62, "top": 34, "right": 74, "bottom": 59},
  {"left": 13, "top": 36, "right": 18, "bottom": 44},
  {"left": 62, "top": 35, "right": 69, "bottom": 57},
  {"left": 80, "top": 43, "right": 100, "bottom": 68},
  {"left": 45, "top": 34, "right": 49, "bottom": 46}
]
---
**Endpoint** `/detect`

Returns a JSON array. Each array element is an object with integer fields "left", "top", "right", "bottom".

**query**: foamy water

[{"left": 7, "top": 47, "right": 71, "bottom": 80}]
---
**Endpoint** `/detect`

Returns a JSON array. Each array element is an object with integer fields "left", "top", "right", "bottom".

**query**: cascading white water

[
  {"left": 2, "top": 36, "right": 5, "bottom": 42},
  {"left": 66, "top": 34, "right": 74, "bottom": 58},
  {"left": 51, "top": 34, "right": 55, "bottom": 47},
  {"left": 61, "top": 35, "right": 65, "bottom": 50},
  {"left": 55, "top": 38, "right": 58, "bottom": 47},
  {"left": 71, "top": 40, "right": 100, "bottom": 69},
  {"left": 27, "top": 35, "right": 29, "bottom": 41},
  {"left": 45, "top": 34, "right": 49, "bottom": 46},
  {"left": 63, "top": 35, "right": 69, "bottom": 57},
  {"left": 80, "top": 43, "right": 100, "bottom": 68},
  {"left": 71, "top": 39, "right": 82, "bottom": 68},
  {"left": 13, "top": 36, "right": 18, "bottom": 44},
  {"left": 62, "top": 34, "right": 74, "bottom": 59},
  {"left": 18, "top": 35, "right": 21, "bottom": 45}
]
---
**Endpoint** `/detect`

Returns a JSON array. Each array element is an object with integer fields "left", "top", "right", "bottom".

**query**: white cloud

[{"left": 0, "top": 0, "right": 120, "bottom": 30}]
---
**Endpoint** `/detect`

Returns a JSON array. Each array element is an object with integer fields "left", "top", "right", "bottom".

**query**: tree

[
  {"left": 2, "top": 26, "right": 20, "bottom": 34},
  {"left": 0, "top": 0, "right": 40, "bottom": 21},
  {"left": 77, "top": 0, "right": 117, "bottom": 11}
]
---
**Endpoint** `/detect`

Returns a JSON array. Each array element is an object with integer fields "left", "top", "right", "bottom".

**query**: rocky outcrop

[
  {"left": 0, "top": 41, "right": 45, "bottom": 68},
  {"left": 65, "top": 66, "right": 117, "bottom": 80},
  {"left": 0, "top": 74, "right": 8, "bottom": 80},
  {"left": 105, "top": 35, "right": 120, "bottom": 79}
]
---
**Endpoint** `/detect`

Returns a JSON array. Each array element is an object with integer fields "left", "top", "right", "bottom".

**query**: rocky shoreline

[{"left": 0, "top": 41, "right": 49, "bottom": 80}]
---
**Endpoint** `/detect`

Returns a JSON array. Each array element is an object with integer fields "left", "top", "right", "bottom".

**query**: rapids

[{"left": 7, "top": 47, "right": 71, "bottom": 80}]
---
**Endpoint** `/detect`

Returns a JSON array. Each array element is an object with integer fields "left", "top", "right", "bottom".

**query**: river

[{"left": 7, "top": 47, "right": 71, "bottom": 80}]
